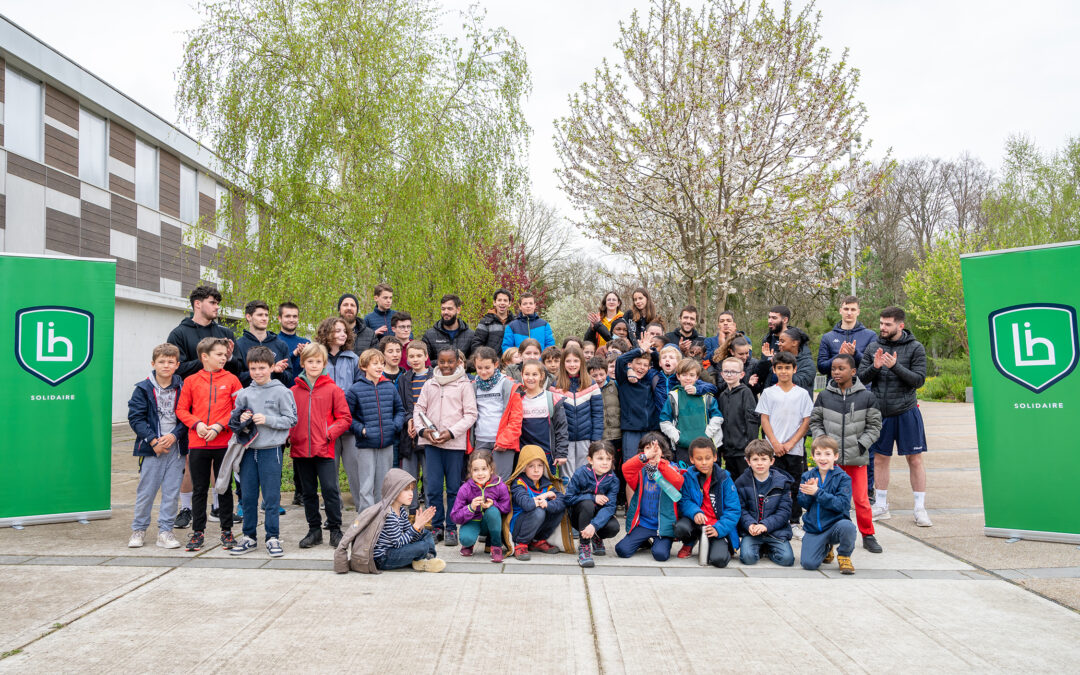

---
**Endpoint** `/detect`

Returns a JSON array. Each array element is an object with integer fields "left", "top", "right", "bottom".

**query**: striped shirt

[
  {"left": 410, "top": 371, "right": 430, "bottom": 405},
  {"left": 373, "top": 506, "right": 423, "bottom": 561}
]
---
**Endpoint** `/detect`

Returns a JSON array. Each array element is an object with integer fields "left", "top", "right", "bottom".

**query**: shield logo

[
  {"left": 15, "top": 306, "right": 94, "bottom": 386},
  {"left": 988, "top": 303, "right": 1078, "bottom": 394}
]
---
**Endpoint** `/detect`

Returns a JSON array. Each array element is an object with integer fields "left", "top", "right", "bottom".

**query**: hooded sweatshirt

[
  {"left": 166, "top": 316, "right": 242, "bottom": 378},
  {"left": 817, "top": 321, "right": 877, "bottom": 375},
  {"left": 176, "top": 368, "right": 243, "bottom": 450},
  {"left": 230, "top": 379, "right": 298, "bottom": 449},
  {"left": 289, "top": 373, "right": 352, "bottom": 459},
  {"left": 335, "top": 468, "right": 420, "bottom": 574},
  {"left": 501, "top": 445, "right": 573, "bottom": 553},
  {"left": 234, "top": 329, "right": 294, "bottom": 387}
]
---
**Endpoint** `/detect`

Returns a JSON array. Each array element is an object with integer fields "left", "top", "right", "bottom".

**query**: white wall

[{"left": 112, "top": 296, "right": 187, "bottom": 422}]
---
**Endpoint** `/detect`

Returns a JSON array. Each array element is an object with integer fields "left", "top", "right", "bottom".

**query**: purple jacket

[{"left": 450, "top": 476, "right": 512, "bottom": 525}]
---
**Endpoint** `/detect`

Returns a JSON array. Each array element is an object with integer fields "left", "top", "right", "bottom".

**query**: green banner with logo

[
  {"left": 962, "top": 242, "right": 1080, "bottom": 543},
  {"left": 0, "top": 254, "right": 115, "bottom": 525}
]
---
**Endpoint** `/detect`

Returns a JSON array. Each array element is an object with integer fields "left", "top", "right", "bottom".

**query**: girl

[
  {"left": 626, "top": 288, "right": 658, "bottom": 342},
  {"left": 549, "top": 345, "right": 603, "bottom": 482},
  {"left": 494, "top": 360, "right": 569, "bottom": 470},
  {"left": 503, "top": 445, "right": 570, "bottom": 559},
  {"left": 755, "top": 327, "right": 814, "bottom": 396},
  {"left": 585, "top": 316, "right": 630, "bottom": 347},
  {"left": 450, "top": 450, "right": 511, "bottom": 562},
  {"left": 586, "top": 291, "right": 623, "bottom": 347},
  {"left": 504, "top": 338, "right": 542, "bottom": 382},
  {"left": 565, "top": 441, "right": 621, "bottom": 567},
  {"left": 345, "top": 349, "right": 405, "bottom": 512},
  {"left": 582, "top": 341, "right": 597, "bottom": 361},
  {"left": 470, "top": 346, "right": 517, "bottom": 480},
  {"left": 562, "top": 336, "right": 584, "bottom": 351},
  {"left": 616, "top": 432, "right": 685, "bottom": 561},
  {"left": 711, "top": 335, "right": 759, "bottom": 389},
  {"left": 500, "top": 347, "right": 521, "bottom": 379},
  {"left": 315, "top": 316, "right": 362, "bottom": 507}
]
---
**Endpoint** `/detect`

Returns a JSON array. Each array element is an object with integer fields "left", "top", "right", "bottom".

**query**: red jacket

[
  {"left": 493, "top": 387, "right": 524, "bottom": 451},
  {"left": 289, "top": 374, "right": 352, "bottom": 459},
  {"left": 176, "top": 368, "right": 242, "bottom": 450}
]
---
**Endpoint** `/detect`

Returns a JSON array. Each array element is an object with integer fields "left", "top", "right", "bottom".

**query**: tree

[
  {"left": 507, "top": 198, "right": 572, "bottom": 298},
  {"left": 896, "top": 158, "right": 950, "bottom": 259},
  {"left": 984, "top": 135, "right": 1080, "bottom": 246},
  {"left": 554, "top": 0, "right": 884, "bottom": 322},
  {"left": 902, "top": 234, "right": 971, "bottom": 356},
  {"left": 177, "top": 0, "right": 530, "bottom": 325},
  {"left": 942, "top": 153, "right": 992, "bottom": 244}
]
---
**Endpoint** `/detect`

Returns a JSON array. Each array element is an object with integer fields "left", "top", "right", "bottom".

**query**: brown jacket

[{"left": 334, "top": 468, "right": 417, "bottom": 574}]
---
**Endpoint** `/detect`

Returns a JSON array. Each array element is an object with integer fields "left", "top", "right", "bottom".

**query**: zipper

[
  {"left": 204, "top": 372, "right": 214, "bottom": 444},
  {"left": 375, "top": 381, "right": 384, "bottom": 447},
  {"left": 306, "top": 380, "right": 313, "bottom": 458}
]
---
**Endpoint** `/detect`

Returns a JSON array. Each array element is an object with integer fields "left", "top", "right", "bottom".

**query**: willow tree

[
  {"left": 555, "top": 0, "right": 884, "bottom": 320},
  {"left": 177, "top": 0, "right": 529, "bottom": 326}
]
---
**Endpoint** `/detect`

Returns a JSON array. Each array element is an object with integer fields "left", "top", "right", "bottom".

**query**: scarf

[
  {"left": 433, "top": 365, "right": 466, "bottom": 386},
  {"left": 476, "top": 368, "right": 503, "bottom": 392}
]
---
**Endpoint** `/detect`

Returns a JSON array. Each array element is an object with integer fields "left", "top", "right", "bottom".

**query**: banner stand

[
  {"left": 0, "top": 510, "right": 112, "bottom": 529},
  {"left": 984, "top": 527, "right": 1080, "bottom": 546}
]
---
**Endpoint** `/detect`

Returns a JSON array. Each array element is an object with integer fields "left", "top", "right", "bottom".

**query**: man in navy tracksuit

[{"left": 817, "top": 296, "right": 877, "bottom": 375}]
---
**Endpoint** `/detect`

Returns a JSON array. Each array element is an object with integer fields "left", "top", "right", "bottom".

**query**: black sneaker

[
  {"left": 433, "top": 527, "right": 445, "bottom": 543},
  {"left": 185, "top": 531, "right": 204, "bottom": 551},
  {"left": 220, "top": 531, "right": 237, "bottom": 549},
  {"left": 299, "top": 528, "right": 323, "bottom": 548},
  {"left": 174, "top": 508, "right": 192, "bottom": 529},
  {"left": 444, "top": 530, "right": 459, "bottom": 547},
  {"left": 208, "top": 506, "right": 220, "bottom": 523},
  {"left": 862, "top": 534, "right": 883, "bottom": 554},
  {"left": 329, "top": 528, "right": 343, "bottom": 548},
  {"left": 291, "top": 493, "right": 303, "bottom": 506}
]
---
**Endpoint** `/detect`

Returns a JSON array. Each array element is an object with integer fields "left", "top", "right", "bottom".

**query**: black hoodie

[
  {"left": 857, "top": 329, "right": 927, "bottom": 417},
  {"left": 167, "top": 317, "right": 241, "bottom": 378}
]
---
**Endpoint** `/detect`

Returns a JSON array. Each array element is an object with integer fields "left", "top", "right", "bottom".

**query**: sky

[{"left": 4, "top": 0, "right": 1078, "bottom": 262}]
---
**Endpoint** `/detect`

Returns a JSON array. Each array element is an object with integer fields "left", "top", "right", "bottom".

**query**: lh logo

[
  {"left": 15, "top": 306, "right": 94, "bottom": 386},
  {"left": 989, "top": 304, "right": 1077, "bottom": 394}
]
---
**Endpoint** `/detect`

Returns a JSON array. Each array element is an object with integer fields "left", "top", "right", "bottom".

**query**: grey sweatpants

[
  {"left": 354, "top": 446, "right": 393, "bottom": 512},
  {"left": 566, "top": 440, "right": 590, "bottom": 482}
]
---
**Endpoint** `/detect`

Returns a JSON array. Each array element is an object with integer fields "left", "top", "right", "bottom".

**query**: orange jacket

[{"left": 176, "top": 368, "right": 242, "bottom": 449}]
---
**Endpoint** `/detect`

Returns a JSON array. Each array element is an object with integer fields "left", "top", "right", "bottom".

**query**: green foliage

[
  {"left": 902, "top": 233, "right": 972, "bottom": 356},
  {"left": 546, "top": 296, "right": 590, "bottom": 346},
  {"left": 984, "top": 136, "right": 1080, "bottom": 246},
  {"left": 920, "top": 356, "right": 972, "bottom": 401}
]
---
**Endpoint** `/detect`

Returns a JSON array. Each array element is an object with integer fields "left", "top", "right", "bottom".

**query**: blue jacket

[
  {"left": 797, "top": 466, "right": 852, "bottom": 535},
  {"left": 510, "top": 474, "right": 565, "bottom": 531},
  {"left": 363, "top": 307, "right": 398, "bottom": 335},
  {"left": 554, "top": 377, "right": 604, "bottom": 442},
  {"left": 325, "top": 348, "right": 362, "bottom": 393},
  {"left": 817, "top": 321, "right": 877, "bottom": 375},
  {"left": 564, "top": 466, "right": 620, "bottom": 530},
  {"left": 127, "top": 375, "right": 189, "bottom": 457},
  {"left": 346, "top": 376, "right": 405, "bottom": 449},
  {"left": 615, "top": 348, "right": 661, "bottom": 432},
  {"left": 277, "top": 332, "right": 310, "bottom": 382},
  {"left": 678, "top": 463, "right": 740, "bottom": 545},
  {"left": 734, "top": 467, "right": 793, "bottom": 540},
  {"left": 653, "top": 371, "right": 717, "bottom": 416},
  {"left": 501, "top": 312, "right": 555, "bottom": 351},
  {"left": 234, "top": 330, "right": 294, "bottom": 387}
]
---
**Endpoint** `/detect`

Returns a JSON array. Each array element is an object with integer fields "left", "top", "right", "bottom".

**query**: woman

[
  {"left": 625, "top": 287, "right": 658, "bottom": 342},
  {"left": 586, "top": 291, "right": 623, "bottom": 348}
]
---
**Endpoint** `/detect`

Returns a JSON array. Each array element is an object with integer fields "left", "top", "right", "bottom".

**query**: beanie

[{"left": 337, "top": 293, "right": 360, "bottom": 311}]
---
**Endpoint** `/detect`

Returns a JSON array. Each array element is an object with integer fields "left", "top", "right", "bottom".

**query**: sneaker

[
  {"left": 230, "top": 536, "right": 258, "bottom": 555},
  {"left": 444, "top": 530, "right": 459, "bottom": 547},
  {"left": 174, "top": 508, "right": 192, "bottom": 529},
  {"left": 299, "top": 528, "right": 323, "bottom": 548},
  {"left": 837, "top": 555, "right": 855, "bottom": 575},
  {"left": 490, "top": 546, "right": 504, "bottom": 563},
  {"left": 593, "top": 539, "right": 607, "bottom": 557},
  {"left": 433, "top": 527, "right": 445, "bottom": 543},
  {"left": 220, "top": 531, "right": 237, "bottom": 549},
  {"left": 185, "top": 531, "right": 205, "bottom": 551},
  {"left": 862, "top": 534, "right": 883, "bottom": 554},
  {"left": 208, "top": 506, "right": 220, "bottom": 522},
  {"left": 677, "top": 544, "right": 694, "bottom": 559},
  {"left": 913, "top": 508, "right": 933, "bottom": 527},
  {"left": 156, "top": 531, "right": 181, "bottom": 549},
  {"left": 514, "top": 543, "right": 531, "bottom": 561},
  {"left": 790, "top": 524, "right": 804, "bottom": 540},
  {"left": 291, "top": 493, "right": 303, "bottom": 506},
  {"left": 871, "top": 504, "right": 891, "bottom": 521},
  {"left": 823, "top": 545, "right": 835, "bottom": 564},
  {"left": 329, "top": 528, "right": 343, "bottom": 548},
  {"left": 578, "top": 541, "right": 595, "bottom": 568},
  {"left": 236, "top": 505, "right": 244, "bottom": 520},
  {"left": 278, "top": 506, "right": 286, "bottom": 515},
  {"left": 128, "top": 530, "right": 146, "bottom": 548},
  {"left": 530, "top": 540, "right": 558, "bottom": 554},
  {"left": 266, "top": 538, "right": 284, "bottom": 557},
  {"left": 411, "top": 557, "right": 446, "bottom": 573},
  {"left": 571, "top": 528, "right": 580, "bottom": 539},
  {"left": 460, "top": 545, "right": 474, "bottom": 557}
]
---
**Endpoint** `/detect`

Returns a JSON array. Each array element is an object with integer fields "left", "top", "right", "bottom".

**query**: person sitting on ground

[
  {"left": 673, "top": 437, "right": 740, "bottom": 567},
  {"left": 505, "top": 445, "right": 569, "bottom": 560},
  {"left": 615, "top": 432, "right": 685, "bottom": 561},
  {"left": 565, "top": 440, "right": 621, "bottom": 567},
  {"left": 450, "top": 450, "right": 511, "bottom": 563},
  {"left": 735, "top": 439, "right": 795, "bottom": 567},
  {"left": 798, "top": 436, "right": 858, "bottom": 574}
]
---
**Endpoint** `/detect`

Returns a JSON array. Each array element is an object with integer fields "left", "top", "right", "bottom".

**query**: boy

[
  {"left": 397, "top": 341, "right": 432, "bottom": 512},
  {"left": 798, "top": 436, "right": 858, "bottom": 574},
  {"left": 471, "top": 346, "right": 516, "bottom": 479},
  {"left": 591, "top": 356, "right": 622, "bottom": 451},
  {"left": 501, "top": 292, "right": 556, "bottom": 351},
  {"left": 810, "top": 353, "right": 883, "bottom": 553},
  {"left": 541, "top": 346, "right": 562, "bottom": 380},
  {"left": 674, "top": 438, "right": 740, "bottom": 567},
  {"left": 364, "top": 283, "right": 397, "bottom": 338},
  {"left": 659, "top": 358, "right": 724, "bottom": 465},
  {"left": 379, "top": 336, "right": 404, "bottom": 384},
  {"left": 127, "top": 343, "right": 188, "bottom": 549},
  {"left": 616, "top": 432, "right": 684, "bottom": 561},
  {"left": 615, "top": 345, "right": 661, "bottom": 454},
  {"left": 176, "top": 337, "right": 243, "bottom": 551},
  {"left": 735, "top": 439, "right": 795, "bottom": 566},
  {"left": 716, "top": 356, "right": 760, "bottom": 480},
  {"left": 290, "top": 343, "right": 351, "bottom": 549},
  {"left": 234, "top": 300, "right": 293, "bottom": 386},
  {"left": 229, "top": 346, "right": 298, "bottom": 556},
  {"left": 508, "top": 445, "right": 567, "bottom": 560},
  {"left": 754, "top": 351, "right": 812, "bottom": 537},
  {"left": 390, "top": 312, "right": 427, "bottom": 370},
  {"left": 277, "top": 302, "right": 310, "bottom": 383},
  {"left": 346, "top": 349, "right": 405, "bottom": 511}
]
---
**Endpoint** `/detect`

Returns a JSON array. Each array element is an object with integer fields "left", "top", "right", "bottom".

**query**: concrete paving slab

[
  {"left": 581, "top": 565, "right": 663, "bottom": 576},
  {"left": 1018, "top": 578, "right": 1080, "bottom": 613},
  {"left": 0, "top": 556, "right": 32, "bottom": 565},
  {"left": 261, "top": 558, "right": 334, "bottom": 571},
  {"left": 820, "top": 568, "right": 908, "bottom": 579},
  {"left": 740, "top": 566, "right": 824, "bottom": 578},
  {"left": 24, "top": 556, "right": 112, "bottom": 566},
  {"left": 503, "top": 562, "right": 582, "bottom": 575},
  {"left": 661, "top": 566, "right": 745, "bottom": 577},
  {"left": 182, "top": 556, "right": 266, "bottom": 569},
  {"left": 100, "top": 556, "right": 179, "bottom": 568},
  {"left": 444, "top": 561, "right": 502, "bottom": 574},
  {"left": 1015, "top": 566, "right": 1080, "bottom": 579},
  {"left": 899, "top": 569, "right": 972, "bottom": 580}
]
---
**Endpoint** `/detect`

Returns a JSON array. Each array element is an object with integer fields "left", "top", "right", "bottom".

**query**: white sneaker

[
  {"left": 411, "top": 557, "right": 446, "bottom": 573},
  {"left": 156, "top": 531, "right": 181, "bottom": 549},
  {"left": 790, "top": 524, "right": 804, "bottom": 540},
  {"left": 871, "top": 504, "right": 891, "bottom": 521},
  {"left": 913, "top": 508, "right": 933, "bottom": 527},
  {"left": 128, "top": 530, "right": 146, "bottom": 548}
]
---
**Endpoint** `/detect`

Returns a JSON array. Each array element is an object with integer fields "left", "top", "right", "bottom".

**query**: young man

[
  {"left": 472, "top": 288, "right": 514, "bottom": 354},
  {"left": 702, "top": 310, "right": 750, "bottom": 361},
  {"left": 234, "top": 300, "right": 293, "bottom": 386},
  {"left": 858, "top": 306, "right": 932, "bottom": 527},
  {"left": 501, "top": 292, "right": 555, "bottom": 351},
  {"left": 760, "top": 304, "right": 790, "bottom": 355},
  {"left": 817, "top": 295, "right": 877, "bottom": 376},
  {"left": 663, "top": 305, "right": 704, "bottom": 355},
  {"left": 364, "top": 283, "right": 398, "bottom": 339},
  {"left": 422, "top": 294, "right": 475, "bottom": 363},
  {"left": 338, "top": 292, "right": 376, "bottom": 353},
  {"left": 277, "top": 302, "right": 310, "bottom": 381}
]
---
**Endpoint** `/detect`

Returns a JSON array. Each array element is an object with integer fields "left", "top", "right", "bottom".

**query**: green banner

[
  {"left": 0, "top": 254, "right": 115, "bottom": 525},
  {"left": 962, "top": 242, "right": 1080, "bottom": 543}
]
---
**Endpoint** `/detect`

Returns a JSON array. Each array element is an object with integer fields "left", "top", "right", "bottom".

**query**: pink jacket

[{"left": 414, "top": 372, "right": 478, "bottom": 451}]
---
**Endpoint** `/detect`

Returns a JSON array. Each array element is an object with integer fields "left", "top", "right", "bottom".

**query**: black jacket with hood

[
  {"left": 857, "top": 329, "right": 927, "bottom": 417},
  {"left": 167, "top": 317, "right": 242, "bottom": 378}
]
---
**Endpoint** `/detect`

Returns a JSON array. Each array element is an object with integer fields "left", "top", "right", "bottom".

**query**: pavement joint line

[{"left": 583, "top": 575, "right": 604, "bottom": 674}]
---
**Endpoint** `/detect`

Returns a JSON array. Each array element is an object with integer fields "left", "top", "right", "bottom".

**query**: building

[{"left": 1, "top": 15, "right": 258, "bottom": 421}]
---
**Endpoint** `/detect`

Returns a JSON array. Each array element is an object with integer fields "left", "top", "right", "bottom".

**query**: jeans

[
  {"left": 621, "top": 431, "right": 647, "bottom": 457},
  {"left": 335, "top": 432, "right": 358, "bottom": 507},
  {"left": 293, "top": 456, "right": 342, "bottom": 530},
  {"left": 375, "top": 531, "right": 437, "bottom": 570},
  {"left": 740, "top": 533, "right": 795, "bottom": 566},
  {"left": 424, "top": 447, "right": 465, "bottom": 532},
  {"left": 513, "top": 504, "right": 565, "bottom": 544},
  {"left": 132, "top": 449, "right": 185, "bottom": 532},
  {"left": 189, "top": 447, "right": 233, "bottom": 533},
  {"left": 801, "top": 519, "right": 858, "bottom": 570},
  {"left": 570, "top": 500, "right": 620, "bottom": 541},
  {"left": 615, "top": 525, "right": 672, "bottom": 561},
  {"left": 238, "top": 446, "right": 282, "bottom": 540},
  {"left": 459, "top": 507, "right": 504, "bottom": 548},
  {"left": 399, "top": 447, "right": 425, "bottom": 511},
  {"left": 673, "top": 517, "right": 732, "bottom": 568},
  {"left": 356, "top": 446, "right": 393, "bottom": 512}
]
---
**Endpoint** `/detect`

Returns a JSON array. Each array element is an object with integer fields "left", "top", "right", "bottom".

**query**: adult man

[
  {"left": 817, "top": 296, "right": 877, "bottom": 376},
  {"left": 422, "top": 294, "right": 475, "bottom": 361},
  {"left": 857, "top": 307, "right": 931, "bottom": 527},
  {"left": 471, "top": 288, "right": 513, "bottom": 354},
  {"left": 276, "top": 302, "right": 310, "bottom": 380},
  {"left": 501, "top": 292, "right": 555, "bottom": 351},
  {"left": 663, "top": 305, "right": 704, "bottom": 354},
  {"left": 703, "top": 310, "right": 748, "bottom": 360},
  {"left": 760, "top": 305, "right": 791, "bottom": 355},
  {"left": 234, "top": 300, "right": 294, "bottom": 386},
  {"left": 363, "top": 283, "right": 397, "bottom": 339},
  {"left": 338, "top": 293, "right": 376, "bottom": 353},
  {"left": 167, "top": 285, "right": 241, "bottom": 378}
]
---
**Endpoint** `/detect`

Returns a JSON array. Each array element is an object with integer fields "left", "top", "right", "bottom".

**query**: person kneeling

[
  {"left": 615, "top": 432, "right": 684, "bottom": 561},
  {"left": 674, "top": 438, "right": 740, "bottom": 568},
  {"left": 799, "top": 436, "right": 858, "bottom": 574},
  {"left": 736, "top": 440, "right": 796, "bottom": 567}
]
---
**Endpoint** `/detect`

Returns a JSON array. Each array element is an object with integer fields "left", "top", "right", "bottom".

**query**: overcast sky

[{"left": 4, "top": 0, "right": 1078, "bottom": 261}]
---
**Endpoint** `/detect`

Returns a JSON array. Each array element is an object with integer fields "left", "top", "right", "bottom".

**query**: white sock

[
  {"left": 913, "top": 491, "right": 926, "bottom": 510},
  {"left": 212, "top": 491, "right": 220, "bottom": 509},
  {"left": 180, "top": 492, "right": 192, "bottom": 510},
  {"left": 874, "top": 490, "right": 887, "bottom": 509}
]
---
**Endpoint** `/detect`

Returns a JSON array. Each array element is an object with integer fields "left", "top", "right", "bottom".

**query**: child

[
  {"left": 673, "top": 438, "right": 740, "bottom": 567},
  {"left": 127, "top": 343, "right": 188, "bottom": 549},
  {"left": 616, "top": 432, "right": 684, "bottom": 561},
  {"left": 504, "top": 338, "right": 542, "bottom": 382},
  {"left": 500, "top": 347, "right": 521, "bottom": 379},
  {"left": 345, "top": 349, "right": 405, "bottom": 512},
  {"left": 594, "top": 354, "right": 625, "bottom": 507},
  {"left": 755, "top": 327, "right": 814, "bottom": 397},
  {"left": 176, "top": 337, "right": 242, "bottom": 552},
  {"left": 716, "top": 356, "right": 760, "bottom": 480},
  {"left": 654, "top": 345, "right": 717, "bottom": 423},
  {"left": 501, "top": 292, "right": 556, "bottom": 351},
  {"left": 614, "top": 345, "right": 660, "bottom": 454},
  {"left": 541, "top": 346, "right": 563, "bottom": 382},
  {"left": 659, "top": 358, "right": 724, "bottom": 465},
  {"left": 550, "top": 345, "right": 604, "bottom": 482},
  {"left": 735, "top": 439, "right": 796, "bottom": 566},
  {"left": 379, "top": 336, "right": 403, "bottom": 384},
  {"left": 582, "top": 341, "right": 597, "bottom": 361},
  {"left": 565, "top": 441, "right": 621, "bottom": 567},
  {"left": 450, "top": 450, "right": 511, "bottom": 562},
  {"left": 755, "top": 350, "right": 812, "bottom": 535},
  {"left": 228, "top": 346, "right": 298, "bottom": 556},
  {"left": 798, "top": 436, "right": 858, "bottom": 574},
  {"left": 505, "top": 445, "right": 568, "bottom": 560},
  {"left": 415, "top": 346, "right": 478, "bottom": 547},
  {"left": 334, "top": 468, "right": 445, "bottom": 573},
  {"left": 470, "top": 346, "right": 516, "bottom": 479},
  {"left": 290, "top": 343, "right": 352, "bottom": 549},
  {"left": 397, "top": 341, "right": 432, "bottom": 512},
  {"left": 810, "top": 353, "right": 883, "bottom": 553},
  {"left": 494, "top": 360, "right": 569, "bottom": 469}
]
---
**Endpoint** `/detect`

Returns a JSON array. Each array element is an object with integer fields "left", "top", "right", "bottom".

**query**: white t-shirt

[{"left": 755, "top": 385, "right": 813, "bottom": 456}]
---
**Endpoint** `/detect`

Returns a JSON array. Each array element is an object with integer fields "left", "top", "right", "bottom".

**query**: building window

[
  {"left": 135, "top": 138, "right": 158, "bottom": 208},
  {"left": 179, "top": 164, "right": 197, "bottom": 223},
  {"left": 78, "top": 108, "right": 107, "bottom": 187},
  {"left": 215, "top": 183, "right": 230, "bottom": 237},
  {"left": 4, "top": 67, "right": 43, "bottom": 162},
  {"left": 247, "top": 201, "right": 260, "bottom": 239}
]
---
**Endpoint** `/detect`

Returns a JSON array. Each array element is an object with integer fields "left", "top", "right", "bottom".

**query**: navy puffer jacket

[{"left": 346, "top": 376, "right": 405, "bottom": 449}]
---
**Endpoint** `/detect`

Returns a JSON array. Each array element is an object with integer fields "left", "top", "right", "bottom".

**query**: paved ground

[{"left": 1, "top": 401, "right": 1078, "bottom": 672}]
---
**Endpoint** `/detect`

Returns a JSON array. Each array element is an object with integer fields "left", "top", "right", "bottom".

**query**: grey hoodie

[{"left": 233, "top": 379, "right": 298, "bottom": 449}]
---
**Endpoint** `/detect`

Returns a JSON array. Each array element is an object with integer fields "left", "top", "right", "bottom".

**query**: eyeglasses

[{"left": 721, "top": 370, "right": 742, "bottom": 376}]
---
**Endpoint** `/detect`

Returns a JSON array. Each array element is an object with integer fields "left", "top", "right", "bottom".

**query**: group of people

[{"left": 128, "top": 283, "right": 931, "bottom": 575}]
